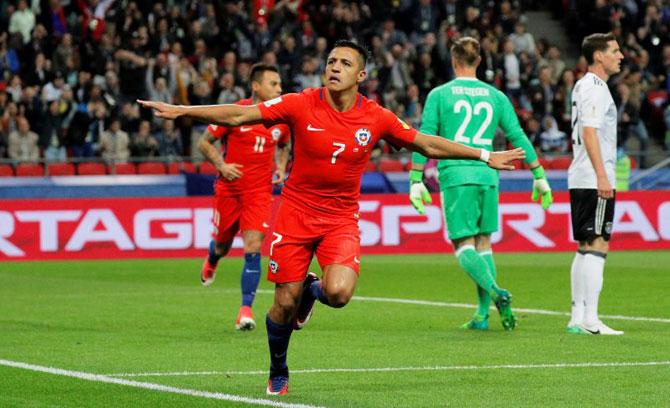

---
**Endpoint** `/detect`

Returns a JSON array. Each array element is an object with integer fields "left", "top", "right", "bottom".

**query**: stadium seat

[
  {"left": 15, "top": 163, "right": 44, "bottom": 177},
  {"left": 167, "top": 161, "right": 197, "bottom": 174},
  {"left": 546, "top": 156, "right": 572, "bottom": 170},
  {"left": 47, "top": 163, "right": 76, "bottom": 176},
  {"left": 110, "top": 162, "right": 137, "bottom": 175},
  {"left": 378, "top": 159, "right": 405, "bottom": 172},
  {"left": 0, "top": 164, "right": 14, "bottom": 176},
  {"left": 137, "top": 162, "right": 167, "bottom": 175},
  {"left": 77, "top": 162, "right": 107, "bottom": 175},
  {"left": 199, "top": 161, "right": 218, "bottom": 175},
  {"left": 181, "top": 161, "right": 197, "bottom": 173}
]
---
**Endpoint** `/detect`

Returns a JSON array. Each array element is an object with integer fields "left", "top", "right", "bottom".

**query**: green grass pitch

[{"left": 1, "top": 251, "right": 669, "bottom": 407}]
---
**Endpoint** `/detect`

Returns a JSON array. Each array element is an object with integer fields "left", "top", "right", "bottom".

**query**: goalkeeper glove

[
  {"left": 409, "top": 169, "right": 432, "bottom": 214},
  {"left": 531, "top": 166, "right": 553, "bottom": 210}
]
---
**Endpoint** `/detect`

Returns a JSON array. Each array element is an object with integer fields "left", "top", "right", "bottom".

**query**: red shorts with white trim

[
  {"left": 211, "top": 192, "right": 272, "bottom": 243},
  {"left": 267, "top": 202, "right": 361, "bottom": 284}
]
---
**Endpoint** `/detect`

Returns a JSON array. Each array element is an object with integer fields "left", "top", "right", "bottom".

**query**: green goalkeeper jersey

[{"left": 412, "top": 77, "right": 537, "bottom": 187}]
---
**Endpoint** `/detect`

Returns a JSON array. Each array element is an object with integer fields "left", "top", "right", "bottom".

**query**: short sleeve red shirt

[
  {"left": 258, "top": 88, "right": 417, "bottom": 216},
  {"left": 208, "top": 99, "right": 290, "bottom": 196}
]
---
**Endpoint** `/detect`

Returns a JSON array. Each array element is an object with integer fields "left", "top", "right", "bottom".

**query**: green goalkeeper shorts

[{"left": 441, "top": 184, "right": 499, "bottom": 240}]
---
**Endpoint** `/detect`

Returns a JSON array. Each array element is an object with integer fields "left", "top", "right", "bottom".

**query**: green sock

[
  {"left": 476, "top": 251, "right": 497, "bottom": 316},
  {"left": 457, "top": 246, "right": 497, "bottom": 310}
]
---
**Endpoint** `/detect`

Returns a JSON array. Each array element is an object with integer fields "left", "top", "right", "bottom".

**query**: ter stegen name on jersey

[{"left": 568, "top": 72, "right": 618, "bottom": 190}]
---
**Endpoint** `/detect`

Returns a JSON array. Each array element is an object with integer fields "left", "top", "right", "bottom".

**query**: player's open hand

[
  {"left": 488, "top": 148, "right": 525, "bottom": 171},
  {"left": 218, "top": 162, "right": 243, "bottom": 181},
  {"left": 409, "top": 181, "right": 432, "bottom": 214},
  {"left": 137, "top": 100, "right": 183, "bottom": 120}
]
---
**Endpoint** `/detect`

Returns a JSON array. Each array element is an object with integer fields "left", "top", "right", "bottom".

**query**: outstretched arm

[
  {"left": 408, "top": 132, "right": 525, "bottom": 170},
  {"left": 137, "top": 100, "right": 264, "bottom": 128}
]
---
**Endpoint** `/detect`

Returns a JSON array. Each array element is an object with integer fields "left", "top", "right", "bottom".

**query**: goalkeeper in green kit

[{"left": 409, "top": 37, "right": 553, "bottom": 331}]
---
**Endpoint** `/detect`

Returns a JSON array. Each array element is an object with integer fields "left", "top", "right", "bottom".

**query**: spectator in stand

[
  {"left": 24, "top": 52, "right": 51, "bottom": 87},
  {"left": 115, "top": 31, "right": 149, "bottom": 103},
  {"left": 509, "top": 21, "right": 535, "bottom": 56},
  {"left": 293, "top": 56, "right": 320, "bottom": 92},
  {"left": 145, "top": 57, "right": 175, "bottom": 104},
  {"left": 130, "top": 120, "right": 159, "bottom": 158},
  {"left": 155, "top": 119, "right": 183, "bottom": 158},
  {"left": 659, "top": 45, "right": 670, "bottom": 93},
  {"left": 554, "top": 69, "right": 575, "bottom": 133},
  {"left": 217, "top": 72, "right": 246, "bottom": 104},
  {"left": 617, "top": 80, "right": 650, "bottom": 168},
  {"left": 1, "top": 102, "right": 20, "bottom": 137},
  {"left": 574, "top": 55, "right": 589, "bottom": 80},
  {"left": 413, "top": 51, "right": 438, "bottom": 100},
  {"left": 478, "top": 35, "right": 502, "bottom": 85},
  {"left": 379, "top": 17, "right": 408, "bottom": 50},
  {"left": 528, "top": 66, "right": 555, "bottom": 119},
  {"left": 41, "top": 100, "right": 67, "bottom": 162},
  {"left": 538, "top": 115, "right": 568, "bottom": 154},
  {"left": 68, "top": 102, "right": 95, "bottom": 158},
  {"left": 524, "top": 116, "right": 542, "bottom": 151},
  {"left": 410, "top": 0, "right": 438, "bottom": 45},
  {"left": 546, "top": 45, "right": 566, "bottom": 85},
  {"left": 8, "top": 0, "right": 35, "bottom": 45},
  {"left": 502, "top": 38, "right": 522, "bottom": 103},
  {"left": 100, "top": 118, "right": 130, "bottom": 162},
  {"left": 52, "top": 33, "right": 75, "bottom": 75},
  {"left": 8, "top": 116, "right": 39, "bottom": 161}
]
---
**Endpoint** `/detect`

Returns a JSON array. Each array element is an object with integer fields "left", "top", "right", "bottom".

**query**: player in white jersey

[{"left": 567, "top": 33, "right": 624, "bottom": 336}]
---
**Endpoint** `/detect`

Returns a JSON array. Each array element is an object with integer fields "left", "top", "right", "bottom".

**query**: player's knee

[
  {"left": 323, "top": 286, "right": 354, "bottom": 308},
  {"left": 243, "top": 239, "right": 262, "bottom": 253}
]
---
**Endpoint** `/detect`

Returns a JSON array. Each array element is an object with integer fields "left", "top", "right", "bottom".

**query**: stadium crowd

[
  {"left": 562, "top": 0, "right": 670, "bottom": 168},
  {"left": 0, "top": 0, "right": 668, "bottom": 171}
]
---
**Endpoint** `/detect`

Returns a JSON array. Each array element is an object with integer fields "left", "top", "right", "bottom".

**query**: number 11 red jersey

[{"left": 207, "top": 98, "right": 290, "bottom": 197}]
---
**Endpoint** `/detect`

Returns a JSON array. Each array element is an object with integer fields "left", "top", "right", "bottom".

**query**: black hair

[
  {"left": 332, "top": 39, "right": 370, "bottom": 69},
  {"left": 250, "top": 63, "right": 279, "bottom": 83},
  {"left": 582, "top": 33, "right": 617, "bottom": 65}
]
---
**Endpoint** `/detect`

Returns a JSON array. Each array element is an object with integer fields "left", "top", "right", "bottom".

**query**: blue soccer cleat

[{"left": 266, "top": 368, "right": 289, "bottom": 396}]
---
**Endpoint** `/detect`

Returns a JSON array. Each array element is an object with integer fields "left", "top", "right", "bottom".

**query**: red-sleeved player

[
  {"left": 197, "top": 63, "right": 290, "bottom": 331},
  {"left": 139, "top": 40, "right": 524, "bottom": 396}
]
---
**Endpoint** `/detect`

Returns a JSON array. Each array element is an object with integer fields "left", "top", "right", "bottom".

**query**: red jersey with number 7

[
  {"left": 207, "top": 98, "right": 290, "bottom": 197},
  {"left": 257, "top": 88, "right": 417, "bottom": 216}
]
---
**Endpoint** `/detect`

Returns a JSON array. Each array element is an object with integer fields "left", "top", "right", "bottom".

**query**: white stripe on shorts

[{"left": 595, "top": 197, "right": 607, "bottom": 235}]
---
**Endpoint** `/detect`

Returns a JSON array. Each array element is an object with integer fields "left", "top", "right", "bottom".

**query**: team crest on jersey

[
  {"left": 271, "top": 128, "right": 281, "bottom": 141},
  {"left": 269, "top": 260, "right": 279, "bottom": 274},
  {"left": 604, "top": 222, "right": 613, "bottom": 234},
  {"left": 354, "top": 128, "right": 372, "bottom": 146}
]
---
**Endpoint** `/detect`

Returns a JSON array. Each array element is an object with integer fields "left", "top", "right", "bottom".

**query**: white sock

[
  {"left": 569, "top": 251, "right": 585, "bottom": 326},
  {"left": 583, "top": 253, "right": 606, "bottom": 326}
]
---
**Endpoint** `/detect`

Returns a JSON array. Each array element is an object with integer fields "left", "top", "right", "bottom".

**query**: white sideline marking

[
  {"left": 0, "top": 359, "right": 320, "bottom": 408},
  {"left": 261, "top": 290, "right": 670, "bottom": 324},
  {"left": 350, "top": 295, "right": 670, "bottom": 324},
  {"left": 105, "top": 361, "right": 670, "bottom": 378}
]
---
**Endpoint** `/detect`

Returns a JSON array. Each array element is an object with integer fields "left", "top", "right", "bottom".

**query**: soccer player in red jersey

[
  {"left": 197, "top": 63, "right": 290, "bottom": 331},
  {"left": 139, "top": 40, "right": 524, "bottom": 396}
]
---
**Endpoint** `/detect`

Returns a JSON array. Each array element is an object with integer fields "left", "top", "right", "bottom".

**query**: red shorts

[
  {"left": 211, "top": 191, "right": 272, "bottom": 243},
  {"left": 267, "top": 202, "right": 361, "bottom": 284}
]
